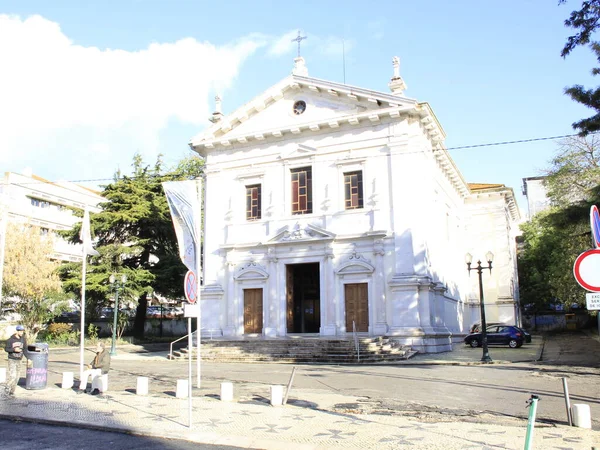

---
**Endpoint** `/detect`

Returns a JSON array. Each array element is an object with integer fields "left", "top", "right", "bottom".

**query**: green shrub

[{"left": 38, "top": 323, "right": 80, "bottom": 346}]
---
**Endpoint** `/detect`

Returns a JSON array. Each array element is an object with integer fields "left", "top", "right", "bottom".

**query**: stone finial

[
  {"left": 388, "top": 55, "right": 407, "bottom": 96},
  {"left": 292, "top": 56, "right": 308, "bottom": 76},
  {"left": 209, "top": 94, "right": 224, "bottom": 123},
  {"left": 392, "top": 56, "right": 400, "bottom": 79}
]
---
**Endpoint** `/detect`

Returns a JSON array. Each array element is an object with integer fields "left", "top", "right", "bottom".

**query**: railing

[
  {"left": 352, "top": 320, "right": 360, "bottom": 362},
  {"left": 169, "top": 330, "right": 196, "bottom": 360}
]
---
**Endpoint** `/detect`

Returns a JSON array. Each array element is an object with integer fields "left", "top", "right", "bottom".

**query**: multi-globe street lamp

[
  {"left": 465, "top": 251, "right": 494, "bottom": 364},
  {"left": 109, "top": 274, "right": 127, "bottom": 356}
]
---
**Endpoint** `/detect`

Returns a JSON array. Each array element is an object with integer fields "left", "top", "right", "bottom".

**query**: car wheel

[
  {"left": 470, "top": 339, "right": 480, "bottom": 348},
  {"left": 508, "top": 339, "right": 519, "bottom": 348}
]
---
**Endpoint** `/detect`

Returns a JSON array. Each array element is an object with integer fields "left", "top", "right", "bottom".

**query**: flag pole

[
  {"left": 79, "top": 242, "right": 86, "bottom": 379},
  {"left": 196, "top": 177, "right": 202, "bottom": 389}
]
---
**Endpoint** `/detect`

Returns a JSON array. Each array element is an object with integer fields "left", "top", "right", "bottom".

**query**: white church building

[{"left": 189, "top": 57, "right": 521, "bottom": 352}]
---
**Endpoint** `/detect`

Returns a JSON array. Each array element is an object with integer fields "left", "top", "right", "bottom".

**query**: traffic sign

[
  {"left": 586, "top": 293, "right": 600, "bottom": 310},
  {"left": 573, "top": 249, "right": 600, "bottom": 292},
  {"left": 184, "top": 270, "right": 197, "bottom": 304},
  {"left": 592, "top": 205, "right": 600, "bottom": 248}
]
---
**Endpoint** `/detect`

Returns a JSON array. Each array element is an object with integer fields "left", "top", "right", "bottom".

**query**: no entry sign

[
  {"left": 184, "top": 270, "right": 197, "bottom": 304},
  {"left": 574, "top": 249, "right": 600, "bottom": 292}
]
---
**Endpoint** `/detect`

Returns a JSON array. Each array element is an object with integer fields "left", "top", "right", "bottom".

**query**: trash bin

[{"left": 25, "top": 343, "right": 49, "bottom": 390}]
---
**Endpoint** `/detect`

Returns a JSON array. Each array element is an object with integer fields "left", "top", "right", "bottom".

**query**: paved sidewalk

[{"left": 0, "top": 381, "right": 597, "bottom": 450}]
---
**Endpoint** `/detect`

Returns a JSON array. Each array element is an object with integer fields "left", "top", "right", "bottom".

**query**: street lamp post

[
  {"left": 109, "top": 274, "right": 127, "bottom": 356},
  {"left": 466, "top": 251, "right": 494, "bottom": 364}
]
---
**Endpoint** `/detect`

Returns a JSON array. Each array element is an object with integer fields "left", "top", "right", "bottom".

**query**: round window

[{"left": 293, "top": 100, "right": 307, "bottom": 115}]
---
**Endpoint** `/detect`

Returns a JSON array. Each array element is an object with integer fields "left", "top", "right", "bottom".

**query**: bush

[{"left": 38, "top": 322, "right": 80, "bottom": 346}]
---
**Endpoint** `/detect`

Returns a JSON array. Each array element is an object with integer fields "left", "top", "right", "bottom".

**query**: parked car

[
  {"left": 464, "top": 325, "right": 526, "bottom": 348},
  {"left": 470, "top": 322, "right": 532, "bottom": 344}
]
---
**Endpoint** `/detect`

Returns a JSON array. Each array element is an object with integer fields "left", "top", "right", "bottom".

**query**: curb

[{"left": 534, "top": 335, "right": 546, "bottom": 362}]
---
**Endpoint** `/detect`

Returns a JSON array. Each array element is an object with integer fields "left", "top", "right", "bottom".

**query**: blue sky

[{"left": 0, "top": 1, "right": 595, "bottom": 214}]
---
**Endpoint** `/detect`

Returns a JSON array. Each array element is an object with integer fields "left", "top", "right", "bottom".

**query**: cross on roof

[{"left": 291, "top": 30, "right": 307, "bottom": 58}]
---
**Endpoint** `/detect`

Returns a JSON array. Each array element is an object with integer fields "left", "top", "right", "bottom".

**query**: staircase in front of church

[{"left": 169, "top": 337, "right": 417, "bottom": 363}]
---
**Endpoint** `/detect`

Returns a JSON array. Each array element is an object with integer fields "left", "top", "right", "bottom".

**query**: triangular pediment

[
  {"left": 189, "top": 74, "right": 429, "bottom": 154},
  {"left": 266, "top": 222, "right": 336, "bottom": 244}
]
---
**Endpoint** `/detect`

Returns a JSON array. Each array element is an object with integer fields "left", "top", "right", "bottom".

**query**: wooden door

[
  {"left": 345, "top": 283, "right": 369, "bottom": 332},
  {"left": 244, "top": 288, "right": 263, "bottom": 334}
]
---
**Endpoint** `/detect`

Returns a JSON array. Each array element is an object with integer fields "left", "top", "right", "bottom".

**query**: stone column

[
  {"left": 373, "top": 239, "right": 388, "bottom": 335},
  {"left": 321, "top": 246, "right": 336, "bottom": 336},
  {"left": 223, "top": 258, "right": 237, "bottom": 337},
  {"left": 264, "top": 247, "right": 278, "bottom": 337}
]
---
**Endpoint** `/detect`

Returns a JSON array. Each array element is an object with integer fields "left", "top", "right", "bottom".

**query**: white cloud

[{"left": 0, "top": 14, "right": 265, "bottom": 181}]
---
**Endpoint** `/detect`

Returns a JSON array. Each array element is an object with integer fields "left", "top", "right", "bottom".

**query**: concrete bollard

[
  {"left": 270, "top": 385, "right": 284, "bottom": 406},
  {"left": 61, "top": 372, "right": 74, "bottom": 389},
  {"left": 136, "top": 377, "right": 149, "bottom": 396},
  {"left": 92, "top": 374, "right": 108, "bottom": 393},
  {"left": 176, "top": 379, "right": 188, "bottom": 398},
  {"left": 220, "top": 382, "right": 233, "bottom": 402},
  {"left": 0, "top": 368, "right": 6, "bottom": 384},
  {"left": 571, "top": 404, "right": 592, "bottom": 428}
]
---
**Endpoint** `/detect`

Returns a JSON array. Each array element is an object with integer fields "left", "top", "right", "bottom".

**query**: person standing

[
  {"left": 4, "top": 325, "right": 26, "bottom": 397},
  {"left": 78, "top": 341, "right": 110, "bottom": 395}
]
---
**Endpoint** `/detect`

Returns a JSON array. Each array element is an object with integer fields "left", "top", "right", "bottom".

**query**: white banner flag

[
  {"left": 80, "top": 209, "right": 99, "bottom": 256},
  {"left": 162, "top": 179, "right": 202, "bottom": 272}
]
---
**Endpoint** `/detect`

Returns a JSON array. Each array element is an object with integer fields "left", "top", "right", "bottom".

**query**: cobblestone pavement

[{"left": 0, "top": 383, "right": 598, "bottom": 450}]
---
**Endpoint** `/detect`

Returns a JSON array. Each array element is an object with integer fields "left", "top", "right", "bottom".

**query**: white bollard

[
  {"left": 220, "top": 382, "right": 234, "bottom": 402},
  {"left": 270, "top": 385, "right": 284, "bottom": 406},
  {"left": 92, "top": 374, "right": 108, "bottom": 393},
  {"left": 571, "top": 404, "right": 592, "bottom": 428},
  {"left": 136, "top": 377, "right": 149, "bottom": 396},
  {"left": 0, "top": 368, "right": 6, "bottom": 384},
  {"left": 176, "top": 379, "right": 188, "bottom": 398},
  {"left": 61, "top": 372, "right": 74, "bottom": 389}
]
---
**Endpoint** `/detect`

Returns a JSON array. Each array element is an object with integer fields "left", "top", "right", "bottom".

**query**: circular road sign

[
  {"left": 184, "top": 270, "right": 197, "bottom": 304},
  {"left": 573, "top": 249, "right": 600, "bottom": 292}
]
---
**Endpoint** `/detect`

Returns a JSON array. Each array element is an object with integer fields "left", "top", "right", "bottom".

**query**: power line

[{"left": 5, "top": 131, "right": 592, "bottom": 186}]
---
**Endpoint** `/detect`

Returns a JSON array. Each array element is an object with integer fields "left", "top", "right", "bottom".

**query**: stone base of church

[{"left": 387, "top": 327, "right": 454, "bottom": 353}]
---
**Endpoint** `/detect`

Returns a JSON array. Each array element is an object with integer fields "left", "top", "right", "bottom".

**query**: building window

[
  {"left": 246, "top": 184, "right": 261, "bottom": 221},
  {"left": 291, "top": 167, "right": 312, "bottom": 215},
  {"left": 344, "top": 171, "right": 363, "bottom": 209}
]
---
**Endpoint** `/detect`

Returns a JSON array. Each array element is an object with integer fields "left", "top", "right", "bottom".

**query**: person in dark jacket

[
  {"left": 4, "top": 325, "right": 26, "bottom": 397},
  {"left": 78, "top": 341, "right": 111, "bottom": 395}
]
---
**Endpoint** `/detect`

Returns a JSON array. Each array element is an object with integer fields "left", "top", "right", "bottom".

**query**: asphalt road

[
  {"left": 44, "top": 338, "right": 600, "bottom": 428},
  {"left": 0, "top": 419, "right": 242, "bottom": 450}
]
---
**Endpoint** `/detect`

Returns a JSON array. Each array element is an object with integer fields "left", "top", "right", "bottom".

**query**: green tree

[
  {"left": 545, "top": 134, "right": 600, "bottom": 206},
  {"left": 560, "top": 0, "right": 600, "bottom": 134},
  {"left": 60, "top": 153, "right": 204, "bottom": 337},
  {"left": 518, "top": 207, "right": 591, "bottom": 311},
  {"left": 3, "top": 223, "right": 66, "bottom": 341}
]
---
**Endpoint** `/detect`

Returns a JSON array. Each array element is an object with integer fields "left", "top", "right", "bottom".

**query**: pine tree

[{"left": 60, "top": 153, "right": 204, "bottom": 337}]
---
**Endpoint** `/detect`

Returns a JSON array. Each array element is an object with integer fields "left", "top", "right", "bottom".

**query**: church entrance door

[
  {"left": 243, "top": 288, "right": 263, "bottom": 334},
  {"left": 345, "top": 283, "right": 369, "bottom": 332},
  {"left": 286, "top": 263, "right": 320, "bottom": 333}
]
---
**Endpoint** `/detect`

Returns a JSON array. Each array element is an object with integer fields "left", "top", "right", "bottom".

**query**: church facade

[{"left": 189, "top": 57, "right": 521, "bottom": 352}]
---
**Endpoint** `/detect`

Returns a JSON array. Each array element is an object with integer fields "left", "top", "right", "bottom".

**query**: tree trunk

[{"left": 133, "top": 294, "right": 148, "bottom": 338}]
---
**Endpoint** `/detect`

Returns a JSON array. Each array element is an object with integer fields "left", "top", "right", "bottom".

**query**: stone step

[{"left": 169, "top": 337, "right": 416, "bottom": 364}]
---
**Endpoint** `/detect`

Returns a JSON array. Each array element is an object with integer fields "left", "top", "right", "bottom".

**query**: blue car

[{"left": 465, "top": 325, "right": 525, "bottom": 348}]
